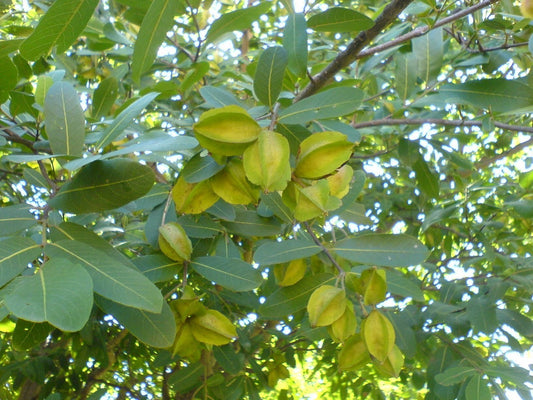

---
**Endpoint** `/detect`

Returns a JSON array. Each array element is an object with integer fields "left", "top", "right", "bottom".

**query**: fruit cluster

[{"left": 172, "top": 105, "right": 355, "bottom": 221}]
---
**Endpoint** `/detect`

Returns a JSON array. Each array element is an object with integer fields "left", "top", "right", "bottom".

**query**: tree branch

[
  {"left": 296, "top": 0, "right": 501, "bottom": 100},
  {"left": 356, "top": 0, "right": 501, "bottom": 60},
  {"left": 296, "top": 0, "right": 415, "bottom": 101},
  {"left": 477, "top": 136, "right": 533, "bottom": 169},
  {"left": 351, "top": 118, "right": 533, "bottom": 134}
]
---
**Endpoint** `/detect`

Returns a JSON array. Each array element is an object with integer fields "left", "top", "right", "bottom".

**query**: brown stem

[{"left": 303, "top": 222, "right": 345, "bottom": 277}]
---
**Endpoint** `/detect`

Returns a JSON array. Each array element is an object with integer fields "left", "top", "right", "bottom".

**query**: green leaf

[
  {"left": 0, "top": 56, "right": 18, "bottom": 91},
  {"left": 307, "top": 7, "right": 374, "bottom": 32},
  {"left": 260, "top": 192, "right": 293, "bottom": 223},
  {"left": 283, "top": 13, "right": 307, "bottom": 77},
  {"left": 46, "top": 240, "right": 163, "bottom": 313},
  {"left": 465, "top": 374, "right": 492, "bottom": 400},
  {"left": 12, "top": 320, "right": 53, "bottom": 351},
  {"left": 386, "top": 271, "right": 425, "bottom": 302},
  {"left": 214, "top": 345, "right": 245, "bottom": 375},
  {"left": 200, "top": 86, "right": 242, "bottom": 108},
  {"left": 417, "top": 79, "right": 533, "bottom": 114},
  {"left": 19, "top": 0, "right": 100, "bottom": 61},
  {"left": 34, "top": 75, "right": 54, "bottom": 107},
  {"left": 133, "top": 254, "right": 181, "bottom": 283},
  {"left": 0, "top": 237, "right": 42, "bottom": 287},
  {"left": 413, "top": 156, "right": 439, "bottom": 198},
  {"left": 92, "top": 77, "right": 119, "bottom": 119},
  {"left": 181, "top": 61, "right": 210, "bottom": 93},
  {"left": 23, "top": 168, "right": 50, "bottom": 189},
  {"left": 97, "top": 296, "right": 176, "bottom": 348},
  {"left": 221, "top": 210, "right": 282, "bottom": 237},
  {"left": 334, "top": 234, "right": 429, "bottom": 267},
  {"left": 0, "top": 204, "right": 36, "bottom": 235},
  {"left": 49, "top": 159, "right": 155, "bottom": 214},
  {"left": 395, "top": 53, "right": 418, "bottom": 101},
  {"left": 259, "top": 273, "right": 335, "bottom": 318},
  {"left": 191, "top": 256, "right": 262, "bottom": 292},
  {"left": 466, "top": 297, "right": 498, "bottom": 334},
  {"left": 253, "top": 46, "right": 288, "bottom": 107},
  {"left": 206, "top": 2, "right": 272, "bottom": 44},
  {"left": 181, "top": 153, "right": 225, "bottom": 183},
  {"left": 95, "top": 92, "right": 159, "bottom": 149},
  {"left": 484, "top": 366, "right": 532, "bottom": 388},
  {"left": 421, "top": 203, "right": 460, "bottom": 232},
  {"left": 278, "top": 87, "right": 364, "bottom": 124},
  {"left": 0, "top": 39, "right": 24, "bottom": 58},
  {"left": 496, "top": 309, "right": 533, "bottom": 338},
  {"left": 254, "top": 239, "right": 321, "bottom": 266},
  {"left": 413, "top": 27, "right": 443, "bottom": 83},
  {"left": 169, "top": 362, "right": 204, "bottom": 391},
  {"left": 43, "top": 81, "right": 85, "bottom": 156},
  {"left": 435, "top": 366, "right": 478, "bottom": 386},
  {"left": 336, "top": 202, "right": 372, "bottom": 225},
  {"left": 177, "top": 215, "right": 224, "bottom": 238},
  {"left": 4, "top": 258, "right": 93, "bottom": 332},
  {"left": 131, "top": 0, "right": 185, "bottom": 82}
]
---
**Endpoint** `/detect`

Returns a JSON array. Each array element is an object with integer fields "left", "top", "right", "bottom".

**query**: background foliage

[{"left": 0, "top": 0, "right": 532, "bottom": 399}]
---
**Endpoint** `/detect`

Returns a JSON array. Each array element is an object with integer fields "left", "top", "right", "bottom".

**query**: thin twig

[{"left": 303, "top": 222, "right": 345, "bottom": 277}]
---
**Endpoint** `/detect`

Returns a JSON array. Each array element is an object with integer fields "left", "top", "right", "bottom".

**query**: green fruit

[
  {"left": 338, "top": 334, "right": 370, "bottom": 371},
  {"left": 327, "top": 165, "right": 353, "bottom": 199},
  {"left": 210, "top": 158, "right": 259, "bottom": 205},
  {"left": 190, "top": 309, "right": 237, "bottom": 345},
  {"left": 361, "top": 268, "right": 387, "bottom": 305},
  {"left": 274, "top": 258, "right": 307, "bottom": 287},
  {"left": 307, "top": 285, "right": 346, "bottom": 327},
  {"left": 294, "top": 131, "right": 354, "bottom": 179},
  {"left": 158, "top": 222, "right": 192, "bottom": 262},
  {"left": 193, "top": 105, "right": 261, "bottom": 156},
  {"left": 362, "top": 310, "right": 395, "bottom": 363},
  {"left": 172, "top": 175, "right": 219, "bottom": 214},
  {"left": 521, "top": 0, "right": 533, "bottom": 18},
  {"left": 328, "top": 300, "right": 357, "bottom": 343},
  {"left": 243, "top": 130, "right": 291, "bottom": 192}
]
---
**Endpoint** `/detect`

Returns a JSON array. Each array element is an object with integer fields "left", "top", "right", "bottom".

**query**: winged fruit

[
  {"left": 338, "top": 334, "right": 370, "bottom": 371},
  {"left": 294, "top": 131, "right": 353, "bottom": 179},
  {"left": 362, "top": 310, "right": 395, "bottom": 363},
  {"left": 210, "top": 158, "right": 259, "bottom": 205},
  {"left": 307, "top": 285, "right": 346, "bottom": 327},
  {"left": 243, "top": 130, "right": 291, "bottom": 192},
  {"left": 172, "top": 175, "right": 219, "bottom": 214},
  {"left": 521, "top": 0, "right": 533, "bottom": 18},
  {"left": 158, "top": 222, "right": 192, "bottom": 262},
  {"left": 190, "top": 309, "right": 237, "bottom": 345},
  {"left": 328, "top": 300, "right": 357, "bottom": 343},
  {"left": 193, "top": 105, "right": 261, "bottom": 156},
  {"left": 274, "top": 258, "right": 307, "bottom": 287}
]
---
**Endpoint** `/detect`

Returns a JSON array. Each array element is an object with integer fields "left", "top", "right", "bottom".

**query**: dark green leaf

[
  {"left": 13, "top": 320, "right": 53, "bottom": 351},
  {"left": 307, "top": 7, "right": 374, "bottom": 32},
  {"left": 221, "top": 210, "right": 282, "bottom": 237},
  {"left": 413, "top": 156, "right": 439, "bottom": 198},
  {"left": 0, "top": 39, "right": 24, "bottom": 58},
  {"left": 23, "top": 168, "right": 50, "bottom": 189},
  {"left": 44, "top": 81, "right": 85, "bottom": 156},
  {"left": 466, "top": 297, "right": 498, "bottom": 334},
  {"left": 200, "top": 86, "right": 242, "bottom": 108},
  {"left": 0, "top": 237, "right": 41, "bottom": 287},
  {"left": 496, "top": 309, "right": 533, "bottom": 338},
  {"left": 386, "top": 271, "right": 424, "bottom": 301},
  {"left": 465, "top": 374, "right": 492, "bottom": 400},
  {"left": 181, "top": 153, "right": 225, "bottom": 183},
  {"left": 4, "top": 258, "right": 93, "bottom": 332},
  {"left": 395, "top": 53, "right": 418, "bottom": 101},
  {"left": 0, "top": 204, "right": 36, "bottom": 235},
  {"left": 335, "top": 234, "right": 429, "bottom": 267},
  {"left": 177, "top": 215, "right": 224, "bottom": 238},
  {"left": 206, "top": 2, "right": 272, "bottom": 44},
  {"left": 169, "top": 362, "right": 204, "bottom": 391},
  {"left": 191, "top": 256, "right": 262, "bottom": 292},
  {"left": 260, "top": 192, "right": 293, "bottom": 223},
  {"left": 131, "top": 0, "right": 185, "bottom": 82},
  {"left": 133, "top": 254, "right": 181, "bottom": 283},
  {"left": 49, "top": 159, "right": 155, "bottom": 213},
  {"left": 278, "top": 87, "right": 364, "bottom": 124},
  {"left": 92, "top": 77, "right": 119, "bottom": 119},
  {"left": 95, "top": 92, "right": 159, "bottom": 149},
  {"left": 435, "top": 366, "right": 477, "bottom": 386},
  {"left": 97, "top": 296, "right": 176, "bottom": 348},
  {"left": 253, "top": 46, "right": 288, "bottom": 107},
  {"left": 214, "top": 345, "right": 245, "bottom": 375},
  {"left": 46, "top": 240, "right": 163, "bottom": 313},
  {"left": 259, "top": 273, "right": 335, "bottom": 318},
  {"left": 0, "top": 56, "right": 18, "bottom": 91},
  {"left": 283, "top": 13, "right": 307, "bottom": 77},
  {"left": 413, "top": 27, "right": 443, "bottom": 83},
  {"left": 19, "top": 0, "right": 100, "bottom": 60},
  {"left": 254, "top": 239, "right": 321, "bottom": 266}
]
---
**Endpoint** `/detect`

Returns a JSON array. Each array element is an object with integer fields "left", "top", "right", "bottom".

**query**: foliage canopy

[{"left": 0, "top": 0, "right": 532, "bottom": 399}]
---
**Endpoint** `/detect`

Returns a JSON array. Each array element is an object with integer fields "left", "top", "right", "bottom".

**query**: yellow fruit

[
  {"left": 327, "top": 165, "right": 353, "bottom": 199},
  {"left": 193, "top": 105, "right": 261, "bottom": 156},
  {"left": 210, "top": 158, "right": 259, "bottom": 205},
  {"left": 158, "top": 222, "right": 192, "bottom": 262},
  {"left": 361, "top": 268, "right": 387, "bottom": 305},
  {"left": 374, "top": 344, "right": 404, "bottom": 377},
  {"left": 243, "top": 130, "right": 291, "bottom": 192},
  {"left": 274, "top": 259, "right": 307, "bottom": 287},
  {"left": 521, "top": 0, "right": 533, "bottom": 18},
  {"left": 307, "top": 285, "right": 346, "bottom": 327},
  {"left": 294, "top": 131, "right": 354, "bottom": 179},
  {"left": 172, "top": 322, "right": 202, "bottom": 361},
  {"left": 172, "top": 175, "right": 219, "bottom": 214},
  {"left": 362, "top": 310, "right": 395, "bottom": 363},
  {"left": 190, "top": 309, "right": 237, "bottom": 345},
  {"left": 283, "top": 180, "right": 342, "bottom": 221},
  {"left": 338, "top": 334, "right": 370, "bottom": 371},
  {"left": 328, "top": 300, "right": 357, "bottom": 343}
]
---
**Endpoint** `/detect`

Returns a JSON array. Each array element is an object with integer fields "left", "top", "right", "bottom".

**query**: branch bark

[{"left": 296, "top": 0, "right": 501, "bottom": 101}]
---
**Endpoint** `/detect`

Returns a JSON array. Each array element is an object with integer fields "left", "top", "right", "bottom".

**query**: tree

[{"left": 0, "top": 0, "right": 532, "bottom": 398}]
